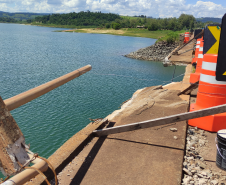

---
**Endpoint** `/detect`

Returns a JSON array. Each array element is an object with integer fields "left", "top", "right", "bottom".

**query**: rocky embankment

[{"left": 124, "top": 41, "right": 178, "bottom": 62}]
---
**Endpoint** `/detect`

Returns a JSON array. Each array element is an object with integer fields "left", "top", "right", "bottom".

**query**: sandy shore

[{"left": 63, "top": 28, "right": 125, "bottom": 35}]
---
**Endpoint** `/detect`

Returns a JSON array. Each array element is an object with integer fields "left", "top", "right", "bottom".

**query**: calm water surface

[{"left": 0, "top": 23, "right": 185, "bottom": 161}]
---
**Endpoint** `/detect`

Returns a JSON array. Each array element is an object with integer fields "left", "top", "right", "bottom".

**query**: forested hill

[
  {"left": 0, "top": 10, "right": 221, "bottom": 32},
  {"left": 196, "top": 17, "right": 222, "bottom": 23},
  {"left": 32, "top": 12, "right": 197, "bottom": 31},
  {"left": 33, "top": 11, "right": 121, "bottom": 26},
  {"left": 0, "top": 11, "right": 49, "bottom": 21}
]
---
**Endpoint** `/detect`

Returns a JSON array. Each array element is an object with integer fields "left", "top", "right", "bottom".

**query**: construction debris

[{"left": 182, "top": 126, "right": 226, "bottom": 185}]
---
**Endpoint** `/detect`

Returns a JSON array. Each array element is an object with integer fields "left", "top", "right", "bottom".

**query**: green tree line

[
  {"left": 30, "top": 11, "right": 206, "bottom": 31},
  {"left": 0, "top": 17, "right": 18, "bottom": 23},
  {"left": 32, "top": 11, "right": 122, "bottom": 27},
  {"left": 0, "top": 11, "right": 208, "bottom": 31},
  {"left": 147, "top": 14, "right": 196, "bottom": 31},
  {"left": 0, "top": 11, "right": 48, "bottom": 22}
]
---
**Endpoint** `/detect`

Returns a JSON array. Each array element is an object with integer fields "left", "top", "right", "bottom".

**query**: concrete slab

[
  {"left": 56, "top": 86, "right": 189, "bottom": 185},
  {"left": 75, "top": 138, "right": 184, "bottom": 185},
  {"left": 179, "top": 95, "right": 190, "bottom": 103},
  {"left": 169, "top": 41, "right": 194, "bottom": 65}
]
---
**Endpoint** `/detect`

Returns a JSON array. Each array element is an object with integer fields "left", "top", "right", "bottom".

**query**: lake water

[{"left": 0, "top": 23, "right": 185, "bottom": 162}]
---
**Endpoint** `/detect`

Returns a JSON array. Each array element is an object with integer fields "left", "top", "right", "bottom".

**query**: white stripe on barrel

[
  {"left": 200, "top": 74, "right": 226, "bottom": 85},
  {"left": 202, "top": 61, "right": 216, "bottom": 71},
  {"left": 198, "top": 54, "right": 203, "bottom": 58}
]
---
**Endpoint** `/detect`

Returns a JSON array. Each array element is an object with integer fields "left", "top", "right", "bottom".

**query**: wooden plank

[{"left": 93, "top": 103, "right": 226, "bottom": 136}]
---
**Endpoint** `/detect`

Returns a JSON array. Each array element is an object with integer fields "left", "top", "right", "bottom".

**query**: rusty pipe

[
  {"left": 4, "top": 65, "right": 92, "bottom": 111},
  {"left": 1, "top": 155, "right": 48, "bottom": 185}
]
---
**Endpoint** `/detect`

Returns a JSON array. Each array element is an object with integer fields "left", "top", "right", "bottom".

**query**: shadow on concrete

[
  {"left": 107, "top": 137, "right": 184, "bottom": 151},
  {"left": 70, "top": 122, "right": 115, "bottom": 185}
]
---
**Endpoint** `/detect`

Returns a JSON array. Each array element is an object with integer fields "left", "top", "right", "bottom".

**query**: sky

[{"left": 0, "top": 0, "right": 226, "bottom": 18}]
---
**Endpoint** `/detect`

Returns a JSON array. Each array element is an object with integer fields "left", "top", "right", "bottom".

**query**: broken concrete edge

[
  {"left": 178, "top": 82, "right": 198, "bottom": 96},
  {"left": 106, "top": 86, "right": 163, "bottom": 122},
  {"left": 28, "top": 118, "right": 108, "bottom": 185}
]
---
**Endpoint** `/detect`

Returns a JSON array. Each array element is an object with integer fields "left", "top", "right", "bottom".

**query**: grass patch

[
  {"left": 120, "top": 28, "right": 173, "bottom": 39},
  {"left": 69, "top": 28, "right": 185, "bottom": 40},
  {"left": 156, "top": 30, "right": 185, "bottom": 43}
]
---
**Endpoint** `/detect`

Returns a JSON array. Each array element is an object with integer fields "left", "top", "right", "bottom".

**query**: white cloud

[
  {"left": 0, "top": 3, "right": 9, "bottom": 11},
  {"left": 21, "top": 0, "right": 35, "bottom": 6},
  {"left": 101, "top": 0, "right": 118, "bottom": 5},
  {"left": 0, "top": 0, "right": 225, "bottom": 18}
]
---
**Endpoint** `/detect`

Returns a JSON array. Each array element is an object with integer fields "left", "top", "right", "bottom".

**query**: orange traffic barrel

[
  {"left": 192, "top": 38, "right": 203, "bottom": 64},
  {"left": 189, "top": 54, "right": 226, "bottom": 132},
  {"left": 184, "top": 32, "right": 190, "bottom": 43},
  {"left": 194, "top": 39, "right": 203, "bottom": 58},
  {"left": 190, "top": 41, "right": 204, "bottom": 83}
]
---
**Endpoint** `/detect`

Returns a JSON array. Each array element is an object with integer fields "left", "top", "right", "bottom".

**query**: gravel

[{"left": 181, "top": 126, "right": 226, "bottom": 185}]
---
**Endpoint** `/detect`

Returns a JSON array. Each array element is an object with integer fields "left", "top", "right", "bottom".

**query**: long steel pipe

[{"left": 4, "top": 65, "right": 92, "bottom": 111}]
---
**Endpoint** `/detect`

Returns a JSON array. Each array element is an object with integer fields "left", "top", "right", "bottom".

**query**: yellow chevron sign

[{"left": 206, "top": 26, "right": 221, "bottom": 54}]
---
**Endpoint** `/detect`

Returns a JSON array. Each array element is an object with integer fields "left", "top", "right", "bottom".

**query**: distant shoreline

[
  {"left": 1, "top": 22, "right": 183, "bottom": 41},
  {"left": 16, "top": 23, "right": 178, "bottom": 39},
  {"left": 58, "top": 28, "right": 181, "bottom": 40}
]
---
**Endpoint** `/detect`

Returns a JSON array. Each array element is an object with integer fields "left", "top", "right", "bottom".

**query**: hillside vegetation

[
  {"left": 1, "top": 11, "right": 219, "bottom": 41},
  {"left": 0, "top": 11, "right": 219, "bottom": 28},
  {"left": 0, "top": 11, "right": 48, "bottom": 22},
  {"left": 196, "top": 17, "right": 221, "bottom": 24},
  {"left": 29, "top": 12, "right": 201, "bottom": 42},
  {"left": 31, "top": 12, "right": 199, "bottom": 31}
]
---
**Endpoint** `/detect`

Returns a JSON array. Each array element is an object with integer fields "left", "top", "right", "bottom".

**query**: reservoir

[{"left": 0, "top": 23, "right": 185, "bottom": 161}]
